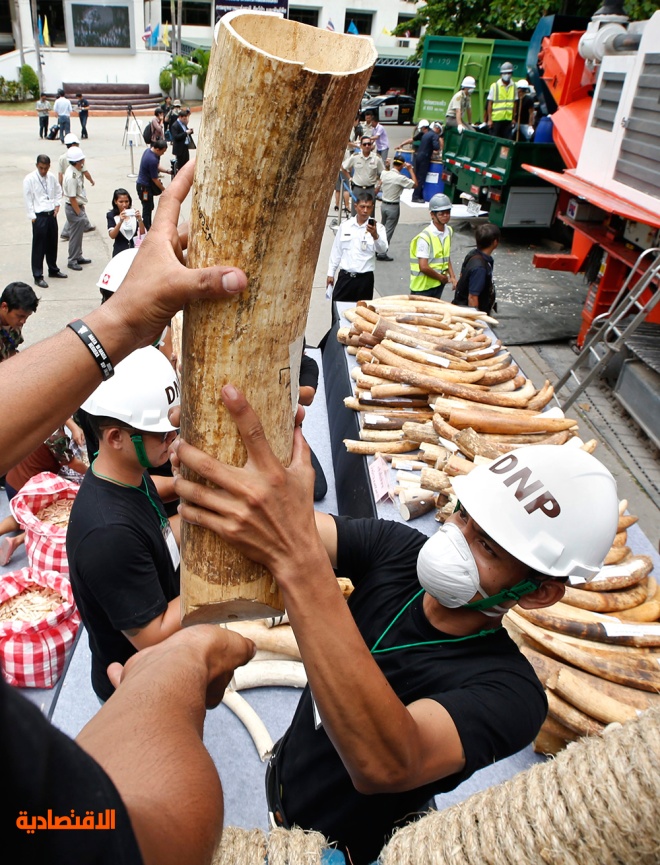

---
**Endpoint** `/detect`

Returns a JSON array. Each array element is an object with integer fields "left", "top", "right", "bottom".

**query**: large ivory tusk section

[{"left": 180, "top": 13, "right": 376, "bottom": 625}]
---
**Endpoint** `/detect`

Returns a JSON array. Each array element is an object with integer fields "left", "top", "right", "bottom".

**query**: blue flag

[{"left": 347, "top": 20, "right": 359, "bottom": 35}]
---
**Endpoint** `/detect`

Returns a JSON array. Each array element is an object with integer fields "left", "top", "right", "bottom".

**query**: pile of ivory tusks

[
  {"left": 337, "top": 295, "right": 582, "bottom": 523},
  {"left": 504, "top": 496, "right": 659, "bottom": 757},
  {"left": 337, "top": 296, "right": 659, "bottom": 757},
  {"left": 219, "top": 579, "right": 354, "bottom": 760}
]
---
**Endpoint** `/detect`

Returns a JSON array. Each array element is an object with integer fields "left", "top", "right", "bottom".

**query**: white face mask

[
  {"left": 120, "top": 215, "right": 137, "bottom": 241},
  {"left": 416, "top": 523, "right": 507, "bottom": 617}
]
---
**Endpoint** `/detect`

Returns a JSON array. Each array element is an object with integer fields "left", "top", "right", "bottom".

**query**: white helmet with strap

[
  {"left": 81, "top": 346, "right": 179, "bottom": 434},
  {"left": 451, "top": 445, "right": 618, "bottom": 580},
  {"left": 96, "top": 248, "right": 139, "bottom": 292},
  {"left": 461, "top": 76, "right": 476, "bottom": 89}
]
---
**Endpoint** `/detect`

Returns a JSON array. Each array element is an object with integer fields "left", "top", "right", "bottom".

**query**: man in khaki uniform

[
  {"left": 377, "top": 155, "right": 416, "bottom": 261},
  {"left": 341, "top": 136, "right": 385, "bottom": 215},
  {"left": 58, "top": 133, "right": 95, "bottom": 239},
  {"left": 62, "top": 147, "right": 92, "bottom": 271}
]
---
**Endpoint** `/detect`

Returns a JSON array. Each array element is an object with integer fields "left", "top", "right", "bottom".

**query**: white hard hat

[
  {"left": 461, "top": 76, "right": 476, "bottom": 89},
  {"left": 452, "top": 446, "right": 618, "bottom": 580},
  {"left": 417, "top": 119, "right": 430, "bottom": 129},
  {"left": 500, "top": 62, "right": 514, "bottom": 74},
  {"left": 96, "top": 248, "right": 139, "bottom": 292},
  {"left": 516, "top": 79, "right": 531, "bottom": 90},
  {"left": 67, "top": 146, "right": 85, "bottom": 162},
  {"left": 81, "top": 347, "right": 179, "bottom": 433},
  {"left": 429, "top": 193, "right": 452, "bottom": 212},
  {"left": 64, "top": 132, "right": 80, "bottom": 145}
]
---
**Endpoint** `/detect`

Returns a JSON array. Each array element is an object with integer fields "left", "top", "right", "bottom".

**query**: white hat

[
  {"left": 516, "top": 79, "right": 531, "bottom": 90},
  {"left": 452, "top": 445, "right": 619, "bottom": 580},
  {"left": 417, "top": 119, "right": 430, "bottom": 129},
  {"left": 67, "top": 146, "right": 85, "bottom": 163},
  {"left": 461, "top": 76, "right": 476, "bottom": 90},
  {"left": 64, "top": 132, "right": 80, "bottom": 145},
  {"left": 96, "top": 248, "right": 139, "bottom": 292},
  {"left": 82, "top": 347, "right": 180, "bottom": 434}
]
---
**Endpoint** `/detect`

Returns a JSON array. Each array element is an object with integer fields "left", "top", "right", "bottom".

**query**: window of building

[
  {"left": 344, "top": 12, "right": 372, "bottom": 36},
  {"left": 162, "top": 1, "right": 212, "bottom": 27},
  {"left": 288, "top": 8, "right": 319, "bottom": 27},
  {"left": 36, "top": 1, "right": 66, "bottom": 47},
  {"left": 397, "top": 14, "right": 421, "bottom": 38}
]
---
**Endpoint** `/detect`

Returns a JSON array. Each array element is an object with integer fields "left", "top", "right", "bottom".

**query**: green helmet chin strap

[
  {"left": 130, "top": 434, "right": 154, "bottom": 469},
  {"left": 464, "top": 578, "right": 541, "bottom": 612}
]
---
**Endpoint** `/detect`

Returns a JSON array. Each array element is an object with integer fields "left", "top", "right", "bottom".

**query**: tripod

[
  {"left": 122, "top": 105, "right": 143, "bottom": 146},
  {"left": 122, "top": 105, "right": 143, "bottom": 178}
]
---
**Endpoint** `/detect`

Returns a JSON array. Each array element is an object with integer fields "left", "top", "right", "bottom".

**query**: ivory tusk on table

[{"left": 222, "top": 688, "right": 274, "bottom": 761}]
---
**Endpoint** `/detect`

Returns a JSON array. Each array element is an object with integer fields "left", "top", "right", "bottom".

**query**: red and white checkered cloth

[
  {"left": 0, "top": 568, "right": 80, "bottom": 688},
  {"left": 10, "top": 471, "right": 79, "bottom": 576}
]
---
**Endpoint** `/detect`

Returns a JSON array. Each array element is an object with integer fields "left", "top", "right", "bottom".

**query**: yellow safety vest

[
  {"left": 491, "top": 80, "right": 515, "bottom": 121},
  {"left": 410, "top": 227, "right": 453, "bottom": 293}
]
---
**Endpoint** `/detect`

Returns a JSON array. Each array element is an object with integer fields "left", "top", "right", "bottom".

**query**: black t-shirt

[
  {"left": 515, "top": 94, "right": 535, "bottom": 126},
  {"left": 279, "top": 517, "right": 546, "bottom": 864},
  {"left": 453, "top": 249, "right": 495, "bottom": 312},
  {"left": 299, "top": 353, "right": 319, "bottom": 390},
  {"left": 2, "top": 676, "right": 143, "bottom": 864},
  {"left": 67, "top": 471, "right": 179, "bottom": 701}
]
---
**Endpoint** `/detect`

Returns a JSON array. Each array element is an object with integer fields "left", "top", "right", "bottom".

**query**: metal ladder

[{"left": 555, "top": 246, "right": 660, "bottom": 411}]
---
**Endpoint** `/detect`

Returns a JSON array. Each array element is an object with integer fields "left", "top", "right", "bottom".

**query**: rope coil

[{"left": 212, "top": 708, "right": 660, "bottom": 864}]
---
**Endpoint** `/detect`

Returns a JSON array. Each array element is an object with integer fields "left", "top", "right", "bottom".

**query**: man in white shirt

[
  {"left": 23, "top": 155, "right": 68, "bottom": 288},
  {"left": 364, "top": 111, "right": 390, "bottom": 162},
  {"left": 409, "top": 193, "right": 457, "bottom": 299},
  {"left": 326, "top": 193, "right": 388, "bottom": 311},
  {"left": 53, "top": 89, "right": 73, "bottom": 143}
]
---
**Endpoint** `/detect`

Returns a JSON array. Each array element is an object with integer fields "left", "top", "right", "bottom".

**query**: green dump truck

[
  {"left": 440, "top": 126, "right": 565, "bottom": 228},
  {"left": 414, "top": 35, "right": 529, "bottom": 124}
]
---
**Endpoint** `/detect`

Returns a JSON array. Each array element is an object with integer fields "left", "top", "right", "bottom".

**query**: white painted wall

[{"left": 0, "top": 45, "right": 171, "bottom": 93}]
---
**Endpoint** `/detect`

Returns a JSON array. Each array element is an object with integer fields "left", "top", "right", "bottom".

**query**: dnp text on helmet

[{"left": 488, "top": 454, "right": 560, "bottom": 518}]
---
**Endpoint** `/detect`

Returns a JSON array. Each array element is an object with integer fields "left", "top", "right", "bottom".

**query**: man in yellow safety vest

[
  {"left": 485, "top": 62, "right": 515, "bottom": 139},
  {"left": 409, "top": 193, "right": 457, "bottom": 299}
]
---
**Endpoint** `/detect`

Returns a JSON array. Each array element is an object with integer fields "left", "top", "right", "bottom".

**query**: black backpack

[{"left": 143, "top": 122, "right": 152, "bottom": 144}]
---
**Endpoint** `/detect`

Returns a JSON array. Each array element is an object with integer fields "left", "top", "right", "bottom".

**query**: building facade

[{"left": 1, "top": 0, "right": 420, "bottom": 96}]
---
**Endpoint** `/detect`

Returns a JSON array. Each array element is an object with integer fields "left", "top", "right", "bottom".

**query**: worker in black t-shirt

[
  {"left": 67, "top": 346, "right": 184, "bottom": 702},
  {"left": 452, "top": 222, "right": 500, "bottom": 313},
  {"left": 173, "top": 388, "right": 620, "bottom": 865},
  {"left": 299, "top": 346, "right": 327, "bottom": 501}
]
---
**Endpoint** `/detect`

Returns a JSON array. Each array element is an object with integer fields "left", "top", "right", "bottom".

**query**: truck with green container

[
  {"left": 413, "top": 33, "right": 564, "bottom": 227},
  {"left": 441, "top": 127, "right": 565, "bottom": 227}
]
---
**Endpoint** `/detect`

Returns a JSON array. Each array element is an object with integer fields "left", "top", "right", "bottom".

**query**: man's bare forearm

[{"left": 0, "top": 162, "right": 247, "bottom": 476}]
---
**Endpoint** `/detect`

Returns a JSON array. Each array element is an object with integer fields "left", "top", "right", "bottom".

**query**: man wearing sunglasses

[{"left": 66, "top": 346, "right": 182, "bottom": 703}]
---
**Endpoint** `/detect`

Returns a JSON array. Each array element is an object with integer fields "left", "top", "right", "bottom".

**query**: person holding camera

[
  {"left": 106, "top": 188, "right": 145, "bottom": 257},
  {"left": 136, "top": 140, "right": 171, "bottom": 231},
  {"left": 326, "top": 192, "right": 388, "bottom": 308}
]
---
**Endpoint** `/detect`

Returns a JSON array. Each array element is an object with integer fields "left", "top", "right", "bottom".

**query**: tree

[
  {"left": 191, "top": 48, "right": 210, "bottom": 94},
  {"left": 20, "top": 64, "right": 40, "bottom": 99},
  {"left": 394, "top": 0, "right": 660, "bottom": 54},
  {"left": 166, "top": 55, "right": 201, "bottom": 99}
]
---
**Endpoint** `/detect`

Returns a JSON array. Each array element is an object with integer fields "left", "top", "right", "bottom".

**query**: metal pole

[{"left": 127, "top": 141, "right": 138, "bottom": 178}]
